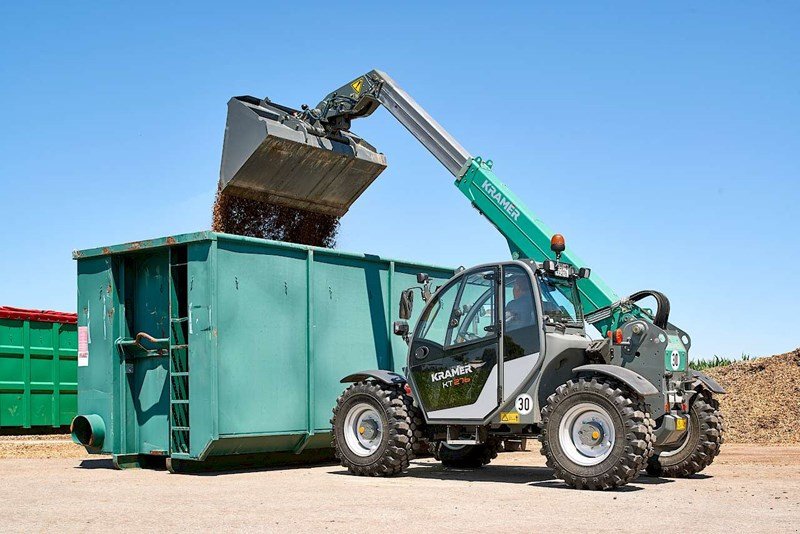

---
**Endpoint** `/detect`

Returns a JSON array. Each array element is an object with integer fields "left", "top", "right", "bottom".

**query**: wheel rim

[
  {"left": 343, "top": 402, "right": 384, "bottom": 457},
  {"left": 558, "top": 402, "right": 616, "bottom": 466},
  {"left": 659, "top": 415, "right": 694, "bottom": 458}
]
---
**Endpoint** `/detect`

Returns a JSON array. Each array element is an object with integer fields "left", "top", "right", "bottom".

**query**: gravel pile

[
  {"left": 705, "top": 348, "right": 800, "bottom": 444},
  {"left": 0, "top": 435, "right": 83, "bottom": 459},
  {"left": 212, "top": 187, "right": 339, "bottom": 248}
]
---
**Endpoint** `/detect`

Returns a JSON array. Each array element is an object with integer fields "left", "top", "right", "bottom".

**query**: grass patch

[{"left": 689, "top": 353, "right": 751, "bottom": 371}]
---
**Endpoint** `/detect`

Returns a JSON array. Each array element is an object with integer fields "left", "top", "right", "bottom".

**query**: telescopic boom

[{"left": 311, "top": 70, "right": 619, "bottom": 314}]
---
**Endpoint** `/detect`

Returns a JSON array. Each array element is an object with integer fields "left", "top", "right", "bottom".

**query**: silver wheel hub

[
  {"left": 343, "top": 403, "right": 383, "bottom": 457},
  {"left": 559, "top": 403, "right": 616, "bottom": 466}
]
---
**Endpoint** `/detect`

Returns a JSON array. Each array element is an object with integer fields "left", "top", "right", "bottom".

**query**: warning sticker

[
  {"left": 351, "top": 78, "right": 364, "bottom": 94},
  {"left": 500, "top": 412, "right": 520, "bottom": 424},
  {"left": 78, "top": 326, "right": 89, "bottom": 367}
]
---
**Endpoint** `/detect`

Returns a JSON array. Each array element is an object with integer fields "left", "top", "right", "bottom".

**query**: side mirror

[
  {"left": 399, "top": 289, "right": 414, "bottom": 320},
  {"left": 416, "top": 273, "right": 430, "bottom": 284},
  {"left": 393, "top": 320, "right": 409, "bottom": 337}
]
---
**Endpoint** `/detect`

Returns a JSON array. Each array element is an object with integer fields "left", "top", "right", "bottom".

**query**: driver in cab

[{"left": 506, "top": 277, "right": 535, "bottom": 330}]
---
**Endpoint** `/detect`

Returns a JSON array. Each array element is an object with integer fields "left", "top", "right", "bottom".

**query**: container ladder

[{"left": 168, "top": 246, "right": 190, "bottom": 456}]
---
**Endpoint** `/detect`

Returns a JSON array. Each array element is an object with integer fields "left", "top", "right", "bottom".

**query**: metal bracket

[{"left": 446, "top": 425, "right": 480, "bottom": 445}]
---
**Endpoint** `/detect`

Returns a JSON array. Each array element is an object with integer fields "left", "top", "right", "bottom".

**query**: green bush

[{"left": 689, "top": 353, "right": 751, "bottom": 371}]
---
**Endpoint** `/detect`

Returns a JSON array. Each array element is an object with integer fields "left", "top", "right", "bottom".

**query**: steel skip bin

[
  {"left": 71, "top": 232, "right": 452, "bottom": 469},
  {"left": 0, "top": 307, "right": 78, "bottom": 429}
]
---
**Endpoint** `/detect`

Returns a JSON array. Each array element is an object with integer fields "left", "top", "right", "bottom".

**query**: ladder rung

[
  {"left": 171, "top": 426, "right": 190, "bottom": 431},
  {"left": 171, "top": 344, "right": 188, "bottom": 349},
  {"left": 171, "top": 317, "right": 189, "bottom": 323},
  {"left": 170, "top": 399, "right": 189, "bottom": 404},
  {"left": 170, "top": 262, "right": 188, "bottom": 268},
  {"left": 171, "top": 371, "right": 189, "bottom": 377}
]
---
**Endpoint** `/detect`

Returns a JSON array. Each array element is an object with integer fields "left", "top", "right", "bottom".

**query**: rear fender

[
  {"left": 573, "top": 364, "right": 659, "bottom": 397},
  {"left": 340, "top": 370, "right": 406, "bottom": 386},
  {"left": 690, "top": 370, "right": 726, "bottom": 394}
]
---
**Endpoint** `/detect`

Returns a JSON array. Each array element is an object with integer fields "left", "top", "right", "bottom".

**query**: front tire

[
  {"left": 433, "top": 439, "right": 500, "bottom": 468},
  {"left": 646, "top": 391, "right": 724, "bottom": 478},
  {"left": 331, "top": 381, "right": 412, "bottom": 476},
  {"left": 540, "top": 377, "right": 654, "bottom": 490}
]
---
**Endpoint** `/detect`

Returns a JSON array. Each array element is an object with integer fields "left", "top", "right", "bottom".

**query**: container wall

[
  {"left": 76, "top": 250, "right": 174, "bottom": 455},
  {"left": 0, "top": 315, "right": 77, "bottom": 428},
  {"left": 185, "top": 242, "right": 215, "bottom": 458},
  {"left": 76, "top": 255, "right": 120, "bottom": 452},
  {"left": 210, "top": 235, "right": 453, "bottom": 454},
  {"left": 214, "top": 239, "right": 314, "bottom": 438},
  {"left": 75, "top": 232, "right": 453, "bottom": 461}
]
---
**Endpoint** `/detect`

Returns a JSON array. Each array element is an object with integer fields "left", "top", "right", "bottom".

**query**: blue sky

[{"left": 1, "top": 2, "right": 798, "bottom": 360}]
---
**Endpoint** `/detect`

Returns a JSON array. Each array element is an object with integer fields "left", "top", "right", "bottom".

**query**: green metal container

[
  {"left": 0, "top": 307, "right": 78, "bottom": 428},
  {"left": 72, "top": 232, "right": 452, "bottom": 468}
]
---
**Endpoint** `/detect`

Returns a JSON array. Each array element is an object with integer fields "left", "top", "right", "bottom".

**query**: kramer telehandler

[{"left": 220, "top": 70, "right": 725, "bottom": 490}]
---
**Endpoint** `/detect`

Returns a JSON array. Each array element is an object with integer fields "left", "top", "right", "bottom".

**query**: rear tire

[
  {"left": 646, "top": 391, "right": 724, "bottom": 478},
  {"left": 331, "top": 381, "right": 412, "bottom": 476},
  {"left": 434, "top": 439, "right": 500, "bottom": 468},
  {"left": 540, "top": 377, "right": 654, "bottom": 490},
  {"left": 402, "top": 393, "right": 429, "bottom": 457}
]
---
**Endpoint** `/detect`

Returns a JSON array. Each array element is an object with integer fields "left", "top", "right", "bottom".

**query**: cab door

[
  {"left": 408, "top": 267, "right": 501, "bottom": 421},
  {"left": 501, "top": 264, "right": 542, "bottom": 402}
]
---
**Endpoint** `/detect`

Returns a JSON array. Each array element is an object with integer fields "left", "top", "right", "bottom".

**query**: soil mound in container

[
  {"left": 705, "top": 348, "right": 800, "bottom": 444},
  {"left": 212, "top": 187, "right": 339, "bottom": 248}
]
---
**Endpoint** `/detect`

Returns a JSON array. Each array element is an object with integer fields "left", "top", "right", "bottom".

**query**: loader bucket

[{"left": 220, "top": 96, "right": 388, "bottom": 218}]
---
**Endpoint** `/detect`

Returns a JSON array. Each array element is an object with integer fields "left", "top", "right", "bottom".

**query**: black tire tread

[
  {"left": 330, "top": 381, "right": 412, "bottom": 477},
  {"left": 402, "top": 393, "right": 429, "bottom": 457},
  {"left": 646, "top": 391, "right": 724, "bottom": 478},
  {"left": 433, "top": 439, "right": 501, "bottom": 468},
  {"left": 539, "top": 377, "right": 655, "bottom": 490}
]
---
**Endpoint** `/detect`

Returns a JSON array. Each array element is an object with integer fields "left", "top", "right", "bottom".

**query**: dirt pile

[
  {"left": 212, "top": 187, "right": 339, "bottom": 248},
  {"left": 0, "top": 434, "right": 84, "bottom": 459},
  {"left": 705, "top": 348, "right": 800, "bottom": 444}
]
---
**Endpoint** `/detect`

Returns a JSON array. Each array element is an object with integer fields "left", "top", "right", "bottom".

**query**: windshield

[{"left": 536, "top": 274, "right": 584, "bottom": 327}]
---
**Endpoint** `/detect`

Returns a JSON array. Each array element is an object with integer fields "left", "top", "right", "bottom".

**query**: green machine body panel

[
  {"left": 454, "top": 157, "right": 619, "bottom": 313},
  {"left": 0, "top": 308, "right": 77, "bottom": 428},
  {"left": 73, "top": 232, "right": 452, "bottom": 463}
]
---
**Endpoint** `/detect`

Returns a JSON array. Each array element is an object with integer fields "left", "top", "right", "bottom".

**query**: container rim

[
  {"left": 72, "top": 231, "right": 455, "bottom": 273},
  {"left": 0, "top": 306, "right": 77, "bottom": 324}
]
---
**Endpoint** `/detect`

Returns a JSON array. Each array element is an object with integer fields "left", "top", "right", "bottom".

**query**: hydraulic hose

[{"left": 628, "top": 290, "right": 670, "bottom": 329}]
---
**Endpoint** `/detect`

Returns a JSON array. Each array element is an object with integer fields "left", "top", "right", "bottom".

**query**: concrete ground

[{"left": 2, "top": 443, "right": 798, "bottom": 533}]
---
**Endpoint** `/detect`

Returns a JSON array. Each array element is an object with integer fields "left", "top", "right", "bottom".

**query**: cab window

[
  {"left": 450, "top": 271, "right": 496, "bottom": 346},
  {"left": 503, "top": 265, "right": 540, "bottom": 360},
  {"left": 417, "top": 279, "right": 459, "bottom": 346},
  {"left": 416, "top": 269, "right": 497, "bottom": 349}
]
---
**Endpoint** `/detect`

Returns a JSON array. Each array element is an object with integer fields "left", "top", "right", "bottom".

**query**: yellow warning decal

[
  {"left": 351, "top": 78, "right": 364, "bottom": 94},
  {"left": 500, "top": 412, "right": 520, "bottom": 424},
  {"left": 676, "top": 417, "right": 687, "bottom": 431}
]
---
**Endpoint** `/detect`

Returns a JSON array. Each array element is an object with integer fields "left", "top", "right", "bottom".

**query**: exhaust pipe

[{"left": 71, "top": 414, "right": 106, "bottom": 450}]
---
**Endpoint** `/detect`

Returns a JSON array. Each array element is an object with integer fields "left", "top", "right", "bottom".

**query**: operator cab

[{"left": 396, "top": 235, "right": 591, "bottom": 423}]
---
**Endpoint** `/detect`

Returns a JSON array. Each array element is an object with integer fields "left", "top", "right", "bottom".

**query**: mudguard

[
  {"left": 691, "top": 370, "right": 726, "bottom": 394},
  {"left": 573, "top": 364, "right": 659, "bottom": 397},
  {"left": 340, "top": 370, "right": 406, "bottom": 385}
]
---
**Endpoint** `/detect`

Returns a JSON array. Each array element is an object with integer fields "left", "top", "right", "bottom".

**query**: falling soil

[
  {"left": 212, "top": 186, "right": 339, "bottom": 248},
  {"left": 705, "top": 348, "right": 800, "bottom": 444}
]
